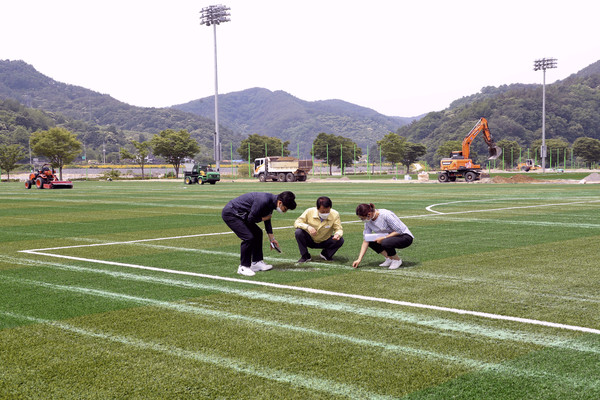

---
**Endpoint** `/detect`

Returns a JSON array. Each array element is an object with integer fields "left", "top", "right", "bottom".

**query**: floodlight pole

[
  {"left": 200, "top": 4, "right": 230, "bottom": 171},
  {"left": 533, "top": 58, "right": 557, "bottom": 173}
]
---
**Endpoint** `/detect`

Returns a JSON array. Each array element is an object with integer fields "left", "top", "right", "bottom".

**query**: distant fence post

[
  {"left": 353, "top": 144, "right": 356, "bottom": 175},
  {"left": 367, "top": 145, "right": 370, "bottom": 179},
  {"left": 248, "top": 143, "right": 252, "bottom": 177},
  {"left": 340, "top": 143, "right": 343, "bottom": 176}
]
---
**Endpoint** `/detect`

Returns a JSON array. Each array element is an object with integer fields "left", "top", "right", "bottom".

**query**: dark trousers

[
  {"left": 222, "top": 206, "right": 263, "bottom": 267},
  {"left": 295, "top": 228, "right": 345, "bottom": 259},
  {"left": 368, "top": 234, "right": 413, "bottom": 257}
]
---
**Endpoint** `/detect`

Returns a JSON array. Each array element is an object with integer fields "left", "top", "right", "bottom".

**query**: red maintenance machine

[{"left": 25, "top": 164, "right": 73, "bottom": 189}]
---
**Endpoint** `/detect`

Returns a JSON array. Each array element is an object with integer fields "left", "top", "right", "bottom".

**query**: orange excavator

[{"left": 438, "top": 117, "right": 502, "bottom": 182}]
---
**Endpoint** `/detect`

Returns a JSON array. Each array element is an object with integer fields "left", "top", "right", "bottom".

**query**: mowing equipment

[{"left": 25, "top": 164, "right": 73, "bottom": 189}]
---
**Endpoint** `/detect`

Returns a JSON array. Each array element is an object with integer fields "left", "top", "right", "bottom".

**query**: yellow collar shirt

[{"left": 294, "top": 207, "right": 343, "bottom": 243}]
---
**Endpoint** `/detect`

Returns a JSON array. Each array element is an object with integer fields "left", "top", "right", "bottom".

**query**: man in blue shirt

[{"left": 222, "top": 191, "right": 296, "bottom": 276}]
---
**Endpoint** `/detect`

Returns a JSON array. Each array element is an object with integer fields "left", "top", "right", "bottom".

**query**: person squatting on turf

[
  {"left": 352, "top": 203, "right": 413, "bottom": 270},
  {"left": 293, "top": 196, "right": 344, "bottom": 263},
  {"left": 222, "top": 191, "right": 297, "bottom": 277}
]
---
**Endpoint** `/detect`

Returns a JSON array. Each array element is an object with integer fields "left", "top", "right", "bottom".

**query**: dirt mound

[
  {"left": 579, "top": 172, "right": 600, "bottom": 184},
  {"left": 491, "top": 174, "right": 538, "bottom": 184}
]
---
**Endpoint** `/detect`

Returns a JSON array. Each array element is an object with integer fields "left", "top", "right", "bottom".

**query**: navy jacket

[{"left": 225, "top": 192, "right": 278, "bottom": 234}]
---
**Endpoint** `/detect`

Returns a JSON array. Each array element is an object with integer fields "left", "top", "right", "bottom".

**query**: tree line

[
  {"left": 4, "top": 124, "right": 599, "bottom": 182},
  {"left": 0, "top": 127, "right": 201, "bottom": 180},
  {"left": 237, "top": 132, "right": 426, "bottom": 175}
]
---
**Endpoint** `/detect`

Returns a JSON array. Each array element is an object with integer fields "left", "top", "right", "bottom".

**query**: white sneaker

[
  {"left": 379, "top": 258, "right": 393, "bottom": 267},
  {"left": 388, "top": 259, "right": 403, "bottom": 270},
  {"left": 237, "top": 265, "right": 256, "bottom": 276},
  {"left": 250, "top": 260, "right": 273, "bottom": 272}
]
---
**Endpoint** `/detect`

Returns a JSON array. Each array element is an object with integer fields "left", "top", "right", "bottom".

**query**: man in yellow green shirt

[{"left": 294, "top": 196, "right": 344, "bottom": 263}]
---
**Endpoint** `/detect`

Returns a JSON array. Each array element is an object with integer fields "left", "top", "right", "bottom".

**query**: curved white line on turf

[
  {"left": 20, "top": 249, "right": 600, "bottom": 336},
  {"left": 424, "top": 199, "right": 506, "bottom": 214},
  {"left": 426, "top": 198, "right": 600, "bottom": 215},
  {"left": 21, "top": 199, "right": 600, "bottom": 253}
]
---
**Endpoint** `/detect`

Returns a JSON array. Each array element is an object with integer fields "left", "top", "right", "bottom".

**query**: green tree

[
  {"left": 377, "top": 133, "right": 406, "bottom": 165},
  {"left": 151, "top": 129, "right": 200, "bottom": 178},
  {"left": 573, "top": 137, "right": 600, "bottom": 167},
  {"left": 312, "top": 133, "right": 361, "bottom": 175},
  {"left": 237, "top": 134, "right": 290, "bottom": 161},
  {"left": 0, "top": 144, "right": 26, "bottom": 181},
  {"left": 120, "top": 140, "right": 152, "bottom": 179},
  {"left": 400, "top": 142, "right": 427, "bottom": 174},
  {"left": 30, "top": 127, "right": 82, "bottom": 179}
]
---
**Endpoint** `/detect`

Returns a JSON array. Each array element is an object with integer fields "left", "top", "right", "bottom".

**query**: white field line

[
  {"left": 425, "top": 198, "right": 600, "bottom": 215},
  {"left": 1, "top": 311, "right": 396, "bottom": 400},
  {"left": 16, "top": 198, "right": 600, "bottom": 337},
  {"left": 18, "top": 249, "right": 600, "bottom": 336},
  {"left": 5, "top": 312, "right": 597, "bottom": 392},
  {"left": 434, "top": 217, "right": 600, "bottom": 229},
  {"left": 6, "top": 278, "right": 599, "bottom": 388},
  {"left": 360, "top": 267, "right": 600, "bottom": 305},
  {"left": 21, "top": 198, "right": 600, "bottom": 253},
  {"left": 1, "top": 196, "right": 226, "bottom": 209},
  {"left": 15, "top": 236, "right": 600, "bottom": 306},
  {"left": 1, "top": 276, "right": 494, "bottom": 369},
  {"left": 4, "top": 255, "right": 599, "bottom": 354}
]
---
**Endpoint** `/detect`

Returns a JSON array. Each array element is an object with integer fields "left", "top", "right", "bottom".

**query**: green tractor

[{"left": 183, "top": 163, "right": 220, "bottom": 185}]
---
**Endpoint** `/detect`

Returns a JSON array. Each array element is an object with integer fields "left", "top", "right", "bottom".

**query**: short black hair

[
  {"left": 278, "top": 191, "right": 296, "bottom": 210},
  {"left": 316, "top": 196, "right": 332, "bottom": 209}
]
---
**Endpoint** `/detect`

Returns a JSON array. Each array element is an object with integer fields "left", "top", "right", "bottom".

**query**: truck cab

[{"left": 253, "top": 158, "right": 265, "bottom": 177}]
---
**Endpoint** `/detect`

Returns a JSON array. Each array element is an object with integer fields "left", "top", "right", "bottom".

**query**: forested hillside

[
  {"left": 0, "top": 60, "right": 242, "bottom": 162},
  {"left": 398, "top": 60, "right": 600, "bottom": 165},
  {"left": 2, "top": 58, "right": 600, "bottom": 167},
  {"left": 172, "top": 88, "right": 414, "bottom": 156}
]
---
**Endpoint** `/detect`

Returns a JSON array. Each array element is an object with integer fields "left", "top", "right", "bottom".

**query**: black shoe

[
  {"left": 319, "top": 253, "right": 332, "bottom": 261},
  {"left": 297, "top": 256, "right": 312, "bottom": 263}
]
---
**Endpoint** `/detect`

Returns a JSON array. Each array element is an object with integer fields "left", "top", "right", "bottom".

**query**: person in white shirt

[{"left": 352, "top": 203, "right": 413, "bottom": 270}]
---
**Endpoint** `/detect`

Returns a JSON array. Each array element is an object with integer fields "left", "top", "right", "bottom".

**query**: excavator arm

[{"left": 461, "top": 117, "right": 502, "bottom": 160}]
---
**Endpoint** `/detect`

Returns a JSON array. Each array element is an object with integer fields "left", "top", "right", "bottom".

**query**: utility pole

[
  {"left": 200, "top": 4, "right": 231, "bottom": 172},
  {"left": 533, "top": 58, "right": 557, "bottom": 173}
]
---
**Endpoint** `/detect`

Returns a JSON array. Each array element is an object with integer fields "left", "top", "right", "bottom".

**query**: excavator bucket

[{"left": 488, "top": 145, "right": 502, "bottom": 160}]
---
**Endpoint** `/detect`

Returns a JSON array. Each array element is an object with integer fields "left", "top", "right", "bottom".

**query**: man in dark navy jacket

[{"left": 222, "top": 191, "right": 296, "bottom": 276}]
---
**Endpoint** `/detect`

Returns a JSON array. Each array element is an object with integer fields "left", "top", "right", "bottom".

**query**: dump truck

[
  {"left": 25, "top": 164, "right": 73, "bottom": 189},
  {"left": 253, "top": 157, "right": 313, "bottom": 182},
  {"left": 438, "top": 117, "right": 502, "bottom": 182},
  {"left": 183, "top": 163, "right": 220, "bottom": 185}
]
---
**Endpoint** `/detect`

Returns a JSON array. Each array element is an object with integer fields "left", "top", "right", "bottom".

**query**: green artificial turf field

[{"left": 1, "top": 179, "right": 599, "bottom": 399}]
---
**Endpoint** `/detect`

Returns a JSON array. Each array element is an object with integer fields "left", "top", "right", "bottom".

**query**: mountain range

[
  {"left": 0, "top": 60, "right": 415, "bottom": 158},
  {"left": 2, "top": 58, "right": 600, "bottom": 165},
  {"left": 172, "top": 88, "right": 417, "bottom": 155}
]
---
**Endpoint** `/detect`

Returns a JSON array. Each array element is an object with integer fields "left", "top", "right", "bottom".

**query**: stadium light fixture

[
  {"left": 200, "top": 4, "right": 231, "bottom": 171},
  {"left": 533, "top": 58, "right": 557, "bottom": 173}
]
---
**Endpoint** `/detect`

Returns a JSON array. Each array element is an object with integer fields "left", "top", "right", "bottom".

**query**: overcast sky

[{"left": 3, "top": 0, "right": 598, "bottom": 117}]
